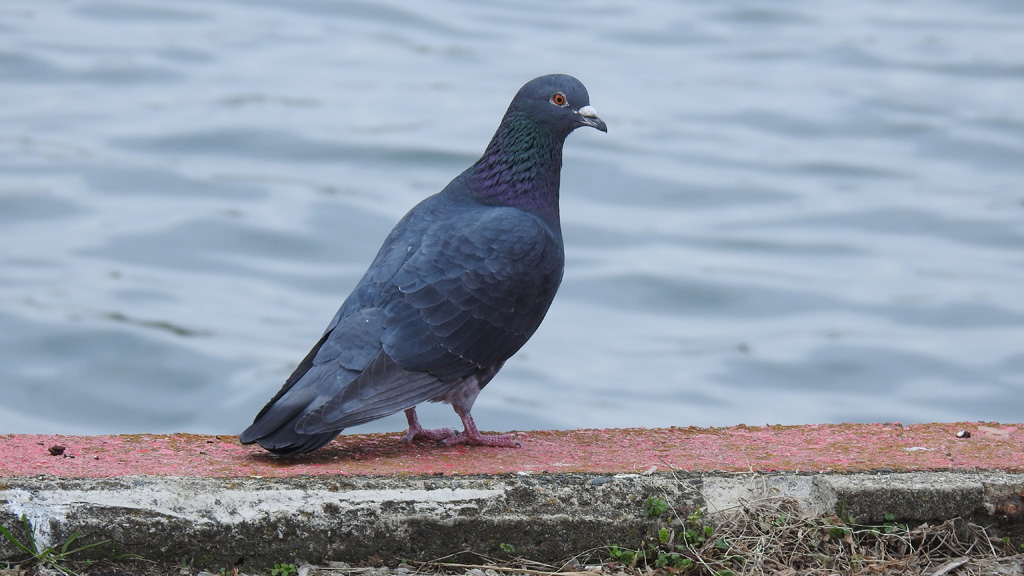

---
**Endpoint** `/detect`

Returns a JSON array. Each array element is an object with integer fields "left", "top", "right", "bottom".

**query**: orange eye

[{"left": 550, "top": 93, "right": 567, "bottom": 106}]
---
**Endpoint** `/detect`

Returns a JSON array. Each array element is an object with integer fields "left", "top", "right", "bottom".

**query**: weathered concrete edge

[{"left": 2, "top": 471, "right": 1024, "bottom": 570}]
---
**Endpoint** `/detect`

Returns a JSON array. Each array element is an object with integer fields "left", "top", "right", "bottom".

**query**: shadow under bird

[{"left": 240, "top": 74, "right": 606, "bottom": 454}]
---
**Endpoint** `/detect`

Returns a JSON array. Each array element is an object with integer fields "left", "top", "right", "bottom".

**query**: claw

[
  {"left": 438, "top": 431, "right": 522, "bottom": 448},
  {"left": 401, "top": 406, "right": 521, "bottom": 448},
  {"left": 441, "top": 405, "right": 522, "bottom": 448},
  {"left": 401, "top": 407, "right": 457, "bottom": 444},
  {"left": 402, "top": 425, "right": 458, "bottom": 444}
]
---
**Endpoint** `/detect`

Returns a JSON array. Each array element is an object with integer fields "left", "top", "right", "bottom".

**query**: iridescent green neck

[{"left": 465, "top": 112, "right": 565, "bottom": 224}]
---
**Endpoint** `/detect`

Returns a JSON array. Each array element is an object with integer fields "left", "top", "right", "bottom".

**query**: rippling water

[{"left": 2, "top": 0, "right": 1023, "bottom": 436}]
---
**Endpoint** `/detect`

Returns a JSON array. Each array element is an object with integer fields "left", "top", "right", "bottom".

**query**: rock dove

[{"left": 240, "top": 74, "right": 606, "bottom": 454}]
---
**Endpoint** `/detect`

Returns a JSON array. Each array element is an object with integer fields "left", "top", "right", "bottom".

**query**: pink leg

[
  {"left": 401, "top": 407, "right": 457, "bottom": 444},
  {"left": 438, "top": 405, "right": 522, "bottom": 448}
]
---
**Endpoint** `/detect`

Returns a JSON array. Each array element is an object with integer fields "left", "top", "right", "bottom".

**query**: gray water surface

[{"left": 2, "top": 0, "right": 1023, "bottom": 436}]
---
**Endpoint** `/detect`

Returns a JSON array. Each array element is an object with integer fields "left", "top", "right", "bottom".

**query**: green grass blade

[
  {"left": 20, "top": 515, "right": 39, "bottom": 555},
  {"left": 0, "top": 521, "right": 37, "bottom": 557},
  {"left": 59, "top": 531, "right": 80, "bottom": 555},
  {"left": 61, "top": 537, "right": 109, "bottom": 557}
]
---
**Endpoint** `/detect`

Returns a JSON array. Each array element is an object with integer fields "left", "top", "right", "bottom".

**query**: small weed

[
  {"left": 0, "top": 514, "right": 108, "bottom": 576},
  {"left": 498, "top": 543, "right": 516, "bottom": 555},
  {"left": 643, "top": 496, "right": 669, "bottom": 519},
  {"left": 607, "top": 544, "right": 636, "bottom": 566},
  {"left": 675, "top": 507, "right": 711, "bottom": 547},
  {"left": 270, "top": 563, "right": 297, "bottom": 576},
  {"left": 882, "top": 512, "right": 909, "bottom": 534},
  {"left": 654, "top": 551, "right": 690, "bottom": 569},
  {"left": 829, "top": 525, "right": 851, "bottom": 540},
  {"left": 685, "top": 507, "right": 704, "bottom": 526}
]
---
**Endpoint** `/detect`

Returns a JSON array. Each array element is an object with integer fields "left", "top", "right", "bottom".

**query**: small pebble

[{"left": 48, "top": 445, "right": 65, "bottom": 456}]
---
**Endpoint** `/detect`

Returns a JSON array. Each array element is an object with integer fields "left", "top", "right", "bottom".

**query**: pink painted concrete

[{"left": 1, "top": 423, "right": 1021, "bottom": 478}]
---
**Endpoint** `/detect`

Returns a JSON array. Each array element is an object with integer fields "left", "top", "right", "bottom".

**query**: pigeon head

[
  {"left": 466, "top": 74, "right": 606, "bottom": 222},
  {"left": 505, "top": 74, "right": 608, "bottom": 137}
]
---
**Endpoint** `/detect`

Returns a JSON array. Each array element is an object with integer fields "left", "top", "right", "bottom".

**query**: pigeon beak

[{"left": 574, "top": 105, "right": 607, "bottom": 133}]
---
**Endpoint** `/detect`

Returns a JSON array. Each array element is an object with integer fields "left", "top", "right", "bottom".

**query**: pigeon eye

[{"left": 550, "top": 93, "right": 567, "bottom": 107}]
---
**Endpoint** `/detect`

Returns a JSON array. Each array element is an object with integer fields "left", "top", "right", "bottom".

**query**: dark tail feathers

[{"left": 240, "top": 411, "right": 341, "bottom": 455}]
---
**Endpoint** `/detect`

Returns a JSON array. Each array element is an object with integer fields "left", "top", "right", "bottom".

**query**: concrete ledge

[{"left": 3, "top": 423, "right": 1024, "bottom": 570}]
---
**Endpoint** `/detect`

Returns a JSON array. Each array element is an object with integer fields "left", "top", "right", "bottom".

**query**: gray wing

[{"left": 294, "top": 204, "right": 564, "bottom": 433}]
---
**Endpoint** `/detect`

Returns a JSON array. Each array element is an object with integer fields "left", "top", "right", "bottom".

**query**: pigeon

[{"left": 240, "top": 74, "right": 606, "bottom": 454}]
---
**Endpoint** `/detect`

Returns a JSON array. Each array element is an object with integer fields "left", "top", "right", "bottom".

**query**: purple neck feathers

[{"left": 464, "top": 112, "right": 565, "bottom": 224}]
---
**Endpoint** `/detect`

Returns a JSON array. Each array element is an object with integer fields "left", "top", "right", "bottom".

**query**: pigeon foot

[
  {"left": 439, "top": 406, "right": 522, "bottom": 448},
  {"left": 438, "top": 429, "right": 522, "bottom": 448},
  {"left": 402, "top": 424, "right": 458, "bottom": 444},
  {"left": 401, "top": 407, "right": 457, "bottom": 444}
]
